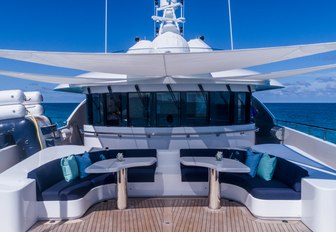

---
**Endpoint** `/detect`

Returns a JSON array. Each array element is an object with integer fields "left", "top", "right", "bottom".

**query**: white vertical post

[
  {"left": 181, "top": 0, "right": 184, "bottom": 35},
  {"left": 105, "top": 0, "right": 108, "bottom": 53},
  {"left": 154, "top": 0, "right": 157, "bottom": 37},
  {"left": 228, "top": 0, "right": 234, "bottom": 50}
]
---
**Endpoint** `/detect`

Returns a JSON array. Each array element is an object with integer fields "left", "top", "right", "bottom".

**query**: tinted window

[
  {"left": 91, "top": 94, "right": 105, "bottom": 126},
  {"left": 156, "top": 92, "right": 180, "bottom": 127},
  {"left": 106, "top": 93, "right": 128, "bottom": 126},
  {"left": 128, "top": 92, "right": 153, "bottom": 127},
  {"left": 210, "top": 92, "right": 230, "bottom": 125},
  {"left": 182, "top": 92, "right": 208, "bottom": 126},
  {"left": 235, "top": 93, "right": 247, "bottom": 124},
  {"left": 87, "top": 91, "right": 251, "bottom": 127}
]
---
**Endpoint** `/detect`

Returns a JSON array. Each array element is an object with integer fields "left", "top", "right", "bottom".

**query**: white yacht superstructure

[{"left": 0, "top": 1, "right": 336, "bottom": 231}]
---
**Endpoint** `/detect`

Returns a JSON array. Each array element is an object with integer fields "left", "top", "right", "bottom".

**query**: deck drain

[{"left": 282, "top": 220, "right": 288, "bottom": 223}]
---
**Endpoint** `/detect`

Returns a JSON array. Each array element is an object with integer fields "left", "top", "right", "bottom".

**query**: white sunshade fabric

[
  {"left": 216, "top": 63, "right": 336, "bottom": 81},
  {"left": 0, "top": 70, "right": 119, "bottom": 84},
  {"left": 0, "top": 42, "right": 336, "bottom": 76},
  {"left": 0, "top": 63, "right": 336, "bottom": 87}
]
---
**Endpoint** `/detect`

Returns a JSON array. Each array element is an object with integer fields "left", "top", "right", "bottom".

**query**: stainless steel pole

[{"left": 117, "top": 168, "right": 128, "bottom": 209}]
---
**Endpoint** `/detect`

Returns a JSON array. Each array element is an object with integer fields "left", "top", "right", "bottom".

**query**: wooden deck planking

[{"left": 29, "top": 198, "right": 311, "bottom": 232}]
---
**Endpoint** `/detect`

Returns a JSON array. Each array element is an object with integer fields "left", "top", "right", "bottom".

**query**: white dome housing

[
  {"left": 127, "top": 40, "right": 153, "bottom": 54},
  {"left": 188, "top": 39, "right": 212, "bottom": 53},
  {"left": 152, "top": 31, "right": 190, "bottom": 53}
]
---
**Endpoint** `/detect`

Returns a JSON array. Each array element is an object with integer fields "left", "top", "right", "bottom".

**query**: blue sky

[{"left": 1, "top": 0, "right": 336, "bottom": 102}]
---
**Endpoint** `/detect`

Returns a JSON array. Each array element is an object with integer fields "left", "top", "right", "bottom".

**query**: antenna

[
  {"left": 104, "top": 0, "right": 108, "bottom": 53},
  {"left": 154, "top": 0, "right": 159, "bottom": 37},
  {"left": 152, "top": 0, "right": 185, "bottom": 36},
  {"left": 228, "top": 0, "right": 234, "bottom": 50}
]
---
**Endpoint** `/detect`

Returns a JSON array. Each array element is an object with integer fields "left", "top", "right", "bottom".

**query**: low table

[
  {"left": 180, "top": 157, "right": 250, "bottom": 209},
  {"left": 85, "top": 157, "right": 157, "bottom": 209}
]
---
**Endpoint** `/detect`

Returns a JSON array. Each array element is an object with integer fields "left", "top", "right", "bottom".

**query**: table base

[
  {"left": 208, "top": 168, "right": 220, "bottom": 209},
  {"left": 117, "top": 168, "right": 127, "bottom": 210}
]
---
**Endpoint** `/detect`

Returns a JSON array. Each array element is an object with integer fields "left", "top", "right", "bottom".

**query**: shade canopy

[{"left": 1, "top": 42, "right": 336, "bottom": 76}]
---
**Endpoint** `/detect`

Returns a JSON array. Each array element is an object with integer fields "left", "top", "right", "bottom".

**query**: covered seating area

[{"left": 0, "top": 145, "right": 314, "bottom": 232}]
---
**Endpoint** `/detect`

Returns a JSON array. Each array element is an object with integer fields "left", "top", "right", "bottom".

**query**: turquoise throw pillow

[
  {"left": 245, "top": 149, "right": 262, "bottom": 177},
  {"left": 60, "top": 155, "right": 79, "bottom": 182},
  {"left": 75, "top": 151, "right": 92, "bottom": 178},
  {"left": 257, "top": 154, "right": 277, "bottom": 181},
  {"left": 100, "top": 154, "right": 106, "bottom": 160}
]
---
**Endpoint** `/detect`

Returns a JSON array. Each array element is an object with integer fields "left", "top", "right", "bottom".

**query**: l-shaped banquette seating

[
  {"left": 28, "top": 149, "right": 157, "bottom": 201},
  {"left": 27, "top": 147, "right": 309, "bottom": 220},
  {"left": 180, "top": 148, "right": 309, "bottom": 200}
]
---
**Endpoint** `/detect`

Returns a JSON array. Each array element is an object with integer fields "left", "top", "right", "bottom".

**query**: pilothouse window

[
  {"left": 156, "top": 92, "right": 180, "bottom": 127},
  {"left": 106, "top": 93, "right": 127, "bottom": 126},
  {"left": 87, "top": 91, "right": 251, "bottom": 127},
  {"left": 91, "top": 94, "right": 105, "bottom": 126},
  {"left": 182, "top": 92, "right": 208, "bottom": 126},
  {"left": 210, "top": 92, "right": 230, "bottom": 125},
  {"left": 235, "top": 93, "right": 248, "bottom": 124},
  {"left": 128, "top": 93, "right": 154, "bottom": 127}
]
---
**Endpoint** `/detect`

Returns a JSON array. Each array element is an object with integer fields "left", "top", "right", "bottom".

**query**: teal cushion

[
  {"left": 75, "top": 151, "right": 92, "bottom": 178},
  {"left": 245, "top": 149, "right": 262, "bottom": 177},
  {"left": 100, "top": 154, "right": 106, "bottom": 160},
  {"left": 60, "top": 155, "right": 79, "bottom": 182},
  {"left": 257, "top": 154, "right": 277, "bottom": 181}
]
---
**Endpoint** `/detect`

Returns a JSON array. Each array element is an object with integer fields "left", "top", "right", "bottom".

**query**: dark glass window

[
  {"left": 91, "top": 94, "right": 105, "bottom": 126},
  {"left": 182, "top": 92, "right": 208, "bottom": 126},
  {"left": 235, "top": 92, "right": 247, "bottom": 125},
  {"left": 210, "top": 92, "right": 230, "bottom": 125},
  {"left": 86, "top": 91, "right": 252, "bottom": 127},
  {"left": 156, "top": 92, "right": 180, "bottom": 127},
  {"left": 106, "top": 93, "right": 127, "bottom": 126},
  {"left": 128, "top": 92, "right": 153, "bottom": 127}
]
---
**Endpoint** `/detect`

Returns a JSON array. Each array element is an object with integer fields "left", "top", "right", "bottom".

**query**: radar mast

[{"left": 152, "top": 0, "right": 185, "bottom": 37}]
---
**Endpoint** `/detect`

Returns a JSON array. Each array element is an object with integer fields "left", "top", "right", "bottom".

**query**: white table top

[
  {"left": 85, "top": 157, "right": 157, "bottom": 174},
  {"left": 180, "top": 157, "right": 250, "bottom": 173}
]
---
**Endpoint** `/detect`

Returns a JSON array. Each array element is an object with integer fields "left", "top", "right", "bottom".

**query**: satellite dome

[
  {"left": 188, "top": 39, "right": 213, "bottom": 52},
  {"left": 152, "top": 31, "right": 190, "bottom": 53},
  {"left": 127, "top": 40, "right": 153, "bottom": 54}
]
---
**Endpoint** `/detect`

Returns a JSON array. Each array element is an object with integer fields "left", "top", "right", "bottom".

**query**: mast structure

[
  {"left": 152, "top": 0, "right": 185, "bottom": 37},
  {"left": 104, "top": 0, "right": 108, "bottom": 53},
  {"left": 227, "top": 0, "right": 234, "bottom": 50}
]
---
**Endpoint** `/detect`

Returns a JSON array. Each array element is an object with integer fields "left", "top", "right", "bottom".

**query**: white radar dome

[
  {"left": 188, "top": 39, "right": 213, "bottom": 52},
  {"left": 127, "top": 40, "right": 153, "bottom": 54},
  {"left": 153, "top": 31, "right": 190, "bottom": 53}
]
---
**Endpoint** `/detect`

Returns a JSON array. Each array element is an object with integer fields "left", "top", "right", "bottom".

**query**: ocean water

[
  {"left": 43, "top": 103, "right": 336, "bottom": 144},
  {"left": 42, "top": 103, "right": 79, "bottom": 126},
  {"left": 266, "top": 103, "right": 336, "bottom": 143}
]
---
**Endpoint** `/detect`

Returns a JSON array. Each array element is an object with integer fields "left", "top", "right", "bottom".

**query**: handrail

[
  {"left": 81, "top": 127, "right": 259, "bottom": 138},
  {"left": 276, "top": 119, "right": 336, "bottom": 132},
  {"left": 276, "top": 119, "right": 336, "bottom": 141}
]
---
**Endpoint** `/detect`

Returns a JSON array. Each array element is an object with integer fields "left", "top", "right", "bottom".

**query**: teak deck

[{"left": 29, "top": 198, "right": 311, "bottom": 232}]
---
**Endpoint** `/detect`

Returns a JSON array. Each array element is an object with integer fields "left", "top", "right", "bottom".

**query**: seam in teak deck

[{"left": 29, "top": 198, "right": 311, "bottom": 232}]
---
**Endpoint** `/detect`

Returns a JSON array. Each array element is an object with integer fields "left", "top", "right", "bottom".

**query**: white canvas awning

[
  {"left": 215, "top": 63, "right": 336, "bottom": 81},
  {"left": 1, "top": 42, "right": 336, "bottom": 76},
  {"left": 0, "top": 63, "right": 335, "bottom": 88}
]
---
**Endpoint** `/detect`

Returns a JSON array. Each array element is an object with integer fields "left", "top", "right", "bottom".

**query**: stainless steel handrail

[
  {"left": 81, "top": 127, "right": 259, "bottom": 138},
  {"left": 276, "top": 119, "right": 336, "bottom": 141}
]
